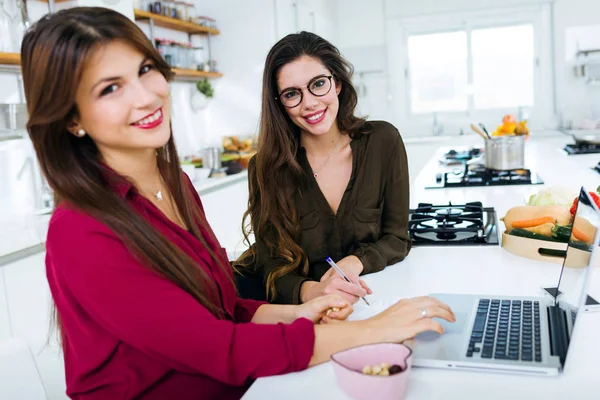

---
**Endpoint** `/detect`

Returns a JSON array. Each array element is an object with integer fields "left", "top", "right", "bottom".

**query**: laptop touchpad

[{"left": 415, "top": 311, "right": 468, "bottom": 341}]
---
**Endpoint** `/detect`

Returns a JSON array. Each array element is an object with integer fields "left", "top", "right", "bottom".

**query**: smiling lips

[
  {"left": 131, "top": 108, "right": 163, "bottom": 129},
  {"left": 303, "top": 108, "right": 327, "bottom": 125}
]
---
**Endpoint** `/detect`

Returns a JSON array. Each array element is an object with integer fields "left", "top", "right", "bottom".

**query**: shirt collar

[{"left": 100, "top": 164, "right": 135, "bottom": 199}]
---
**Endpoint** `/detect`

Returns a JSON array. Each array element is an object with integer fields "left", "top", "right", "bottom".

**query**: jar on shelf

[
  {"left": 185, "top": 2, "right": 196, "bottom": 22},
  {"left": 150, "top": 0, "right": 162, "bottom": 14},
  {"left": 162, "top": 40, "right": 173, "bottom": 66},
  {"left": 160, "top": 0, "right": 170, "bottom": 17},
  {"left": 169, "top": 0, "right": 178, "bottom": 19},
  {"left": 174, "top": 1, "right": 185, "bottom": 20}
]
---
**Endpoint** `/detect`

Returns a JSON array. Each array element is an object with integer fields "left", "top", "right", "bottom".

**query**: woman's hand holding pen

[
  {"left": 321, "top": 256, "right": 372, "bottom": 302},
  {"left": 300, "top": 256, "right": 373, "bottom": 304}
]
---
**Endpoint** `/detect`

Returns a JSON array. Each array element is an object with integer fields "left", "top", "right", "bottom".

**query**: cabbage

[{"left": 527, "top": 186, "right": 577, "bottom": 207}]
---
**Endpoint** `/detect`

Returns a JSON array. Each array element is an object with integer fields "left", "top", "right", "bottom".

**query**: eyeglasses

[{"left": 276, "top": 75, "right": 333, "bottom": 108}]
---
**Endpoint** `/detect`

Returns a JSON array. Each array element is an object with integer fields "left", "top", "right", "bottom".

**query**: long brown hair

[
  {"left": 234, "top": 32, "right": 369, "bottom": 300},
  {"left": 21, "top": 7, "right": 230, "bottom": 342}
]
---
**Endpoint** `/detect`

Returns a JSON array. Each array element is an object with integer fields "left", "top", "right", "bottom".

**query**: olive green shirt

[{"left": 253, "top": 120, "right": 412, "bottom": 304}]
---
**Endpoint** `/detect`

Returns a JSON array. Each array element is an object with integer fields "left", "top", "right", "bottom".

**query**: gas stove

[
  {"left": 409, "top": 202, "right": 498, "bottom": 246},
  {"left": 439, "top": 148, "right": 483, "bottom": 165},
  {"left": 564, "top": 143, "right": 600, "bottom": 155},
  {"left": 427, "top": 163, "right": 544, "bottom": 189}
]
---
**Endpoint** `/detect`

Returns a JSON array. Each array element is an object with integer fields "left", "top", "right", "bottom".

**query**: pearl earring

[{"left": 76, "top": 129, "right": 86, "bottom": 137}]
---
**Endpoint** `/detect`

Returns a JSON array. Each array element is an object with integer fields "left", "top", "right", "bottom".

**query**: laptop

[{"left": 409, "top": 187, "right": 600, "bottom": 376}]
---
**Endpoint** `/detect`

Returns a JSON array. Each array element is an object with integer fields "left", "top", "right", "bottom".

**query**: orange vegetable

[
  {"left": 503, "top": 114, "right": 516, "bottom": 124},
  {"left": 572, "top": 227, "right": 591, "bottom": 244},
  {"left": 512, "top": 217, "right": 556, "bottom": 229}
]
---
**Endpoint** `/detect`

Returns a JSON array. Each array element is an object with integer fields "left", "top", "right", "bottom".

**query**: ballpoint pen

[{"left": 325, "top": 257, "right": 370, "bottom": 306}]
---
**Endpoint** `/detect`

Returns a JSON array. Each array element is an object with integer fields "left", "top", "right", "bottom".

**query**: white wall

[
  {"left": 553, "top": 0, "right": 600, "bottom": 125},
  {"left": 385, "top": 0, "right": 548, "bottom": 18}
]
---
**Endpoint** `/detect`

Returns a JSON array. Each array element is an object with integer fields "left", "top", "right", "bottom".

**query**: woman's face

[
  {"left": 70, "top": 40, "right": 171, "bottom": 159},
  {"left": 276, "top": 55, "right": 341, "bottom": 137}
]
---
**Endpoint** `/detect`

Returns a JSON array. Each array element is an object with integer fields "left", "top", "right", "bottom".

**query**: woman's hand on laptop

[{"left": 364, "top": 296, "right": 456, "bottom": 342}]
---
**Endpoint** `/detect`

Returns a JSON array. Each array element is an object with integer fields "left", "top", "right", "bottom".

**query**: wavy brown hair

[
  {"left": 21, "top": 7, "right": 230, "bottom": 342},
  {"left": 234, "top": 32, "right": 369, "bottom": 301}
]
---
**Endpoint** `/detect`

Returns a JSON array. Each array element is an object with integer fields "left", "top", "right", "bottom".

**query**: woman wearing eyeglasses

[{"left": 235, "top": 32, "right": 412, "bottom": 305}]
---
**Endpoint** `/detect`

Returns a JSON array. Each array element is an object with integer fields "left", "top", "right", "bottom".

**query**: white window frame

[{"left": 396, "top": 5, "right": 553, "bottom": 133}]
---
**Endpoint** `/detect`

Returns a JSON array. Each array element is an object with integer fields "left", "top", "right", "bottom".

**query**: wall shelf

[
  {"left": 0, "top": 53, "right": 222, "bottom": 80},
  {"left": 0, "top": 53, "right": 21, "bottom": 66},
  {"left": 134, "top": 9, "right": 220, "bottom": 35},
  {"left": 172, "top": 68, "right": 223, "bottom": 79}
]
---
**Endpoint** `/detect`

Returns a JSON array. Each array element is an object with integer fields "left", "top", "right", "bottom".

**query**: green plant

[{"left": 196, "top": 79, "right": 214, "bottom": 98}]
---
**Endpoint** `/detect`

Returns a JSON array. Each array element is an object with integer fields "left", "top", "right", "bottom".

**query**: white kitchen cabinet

[
  {"left": 3, "top": 252, "right": 68, "bottom": 400},
  {"left": 296, "top": 1, "right": 314, "bottom": 32},
  {"left": 273, "top": 0, "right": 314, "bottom": 37},
  {"left": 0, "top": 270, "right": 11, "bottom": 339},
  {"left": 275, "top": 0, "right": 337, "bottom": 42},
  {"left": 198, "top": 178, "right": 250, "bottom": 257},
  {"left": 274, "top": 0, "right": 297, "bottom": 39}
]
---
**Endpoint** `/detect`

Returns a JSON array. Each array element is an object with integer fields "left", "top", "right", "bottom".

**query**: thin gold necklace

[{"left": 307, "top": 134, "right": 343, "bottom": 179}]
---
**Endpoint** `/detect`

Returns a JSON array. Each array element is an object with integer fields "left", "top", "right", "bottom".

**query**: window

[
  {"left": 408, "top": 31, "right": 468, "bottom": 113},
  {"left": 407, "top": 23, "right": 535, "bottom": 114},
  {"left": 471, "top": 25, "right": 534, "bottom": 109}
]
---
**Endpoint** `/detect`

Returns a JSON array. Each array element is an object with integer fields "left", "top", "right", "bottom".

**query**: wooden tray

[
  {"left": 502, "top": 232, "right": 600, "bottom": 267},
  {"left": 502, "top": 232, "right": 567, "bottom": 264}
]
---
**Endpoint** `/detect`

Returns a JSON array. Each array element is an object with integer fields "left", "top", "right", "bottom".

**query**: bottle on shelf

[{"left": 0, "top": 0, "right": 13, "bottom": 52}]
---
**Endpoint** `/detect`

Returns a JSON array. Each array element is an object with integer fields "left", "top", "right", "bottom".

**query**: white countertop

[
  {"left": 243, "top": 133, "right": 600, "bottom": 400},
  {"left": 192, "top": 170, "right": 248, "bottom": 195},
  {"left": 0, "top": 170, "right": 249, "bottom": 263}
]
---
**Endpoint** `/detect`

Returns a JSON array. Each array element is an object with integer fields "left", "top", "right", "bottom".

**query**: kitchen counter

[
  {"left": 192, "top": 170, "right": 248, "bottom": 195},
  {"left": 243, "top": 133, "right": 600, "bottom": 400},
  {"left": 0, "top": 170, "right": 249, "bottom": 266}
]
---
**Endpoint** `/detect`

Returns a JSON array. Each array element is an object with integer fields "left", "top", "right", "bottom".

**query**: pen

[{"left": 325, "top": 257, "right": 370, "bottom": 306}]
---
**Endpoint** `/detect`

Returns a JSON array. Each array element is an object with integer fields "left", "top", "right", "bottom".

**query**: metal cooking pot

[
  {"left": 200, "top": 147, "right": 223, "bottom": 173},
  {"left": 484, "top": 135, "right": 526, "bottom": 170}
]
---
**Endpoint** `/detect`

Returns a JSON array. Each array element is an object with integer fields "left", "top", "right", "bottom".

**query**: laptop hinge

[{"left": 547, "top": 305, "right": 569, "bottom": 365}]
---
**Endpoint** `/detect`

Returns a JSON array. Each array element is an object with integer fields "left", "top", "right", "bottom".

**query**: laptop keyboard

[{"left": 466, "top": 299, "right": 542, "bottom": 362}]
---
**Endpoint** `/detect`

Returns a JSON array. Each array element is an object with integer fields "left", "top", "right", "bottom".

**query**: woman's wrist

[
  {"left": 346, "top": 255, "right": 364, "bottom": 275},
  {"left": 300, "top": 281, "right": 320, "bottom": 303}
]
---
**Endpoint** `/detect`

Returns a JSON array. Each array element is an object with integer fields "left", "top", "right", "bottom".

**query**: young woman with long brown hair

[
  {"left": 22, "top": 8, "right": 453, "bottom": 399},
  {"left": 236, "top": 32, "right": 412, "bottom": 305}
]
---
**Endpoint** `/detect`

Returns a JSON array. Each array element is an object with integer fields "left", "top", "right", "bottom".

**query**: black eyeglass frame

[{"left": 275, "top": 75, "right": 334, "bottom": 108}]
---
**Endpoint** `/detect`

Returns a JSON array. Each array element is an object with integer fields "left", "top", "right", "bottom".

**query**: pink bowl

[{"left": 331, "top": 343, "right": 413, "bottom": 400}]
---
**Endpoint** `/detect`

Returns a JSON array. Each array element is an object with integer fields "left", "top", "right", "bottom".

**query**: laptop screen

[{"left": 554, "top": 187, "right": 600, "bottom": 346}]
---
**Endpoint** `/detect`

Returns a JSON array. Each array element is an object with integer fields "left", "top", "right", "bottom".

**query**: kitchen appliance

[
  {"left": 439, "top": 148, "right": 482, "bottom": 166},
  {"left": 200, "top": 146, "right": 225, "bottom": 177},
  {"left": 562, "top": 130, "right": 600, "bottom": 155},
  {"left": 427, "top": 163, "right": 544, "bottom": 189},
  {"left": 408, "top": 202, "right": 498, "bottom": 246},
  {"left": 564, "top": 143, "right": 600, "bottom": 155},
  {"left": 484, "top": 135, "right": 526, "bottom": 170},
  {"left": 409, "top": 188, "right": 600, "bottom": 376}
]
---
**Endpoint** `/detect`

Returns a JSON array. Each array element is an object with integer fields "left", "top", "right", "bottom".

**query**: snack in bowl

[
  {"left": 331, "top": 343, "right": 412, "bottom": 400},
  {"left": 361, "top": 362, "right": 404, "bottom": 376}
]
